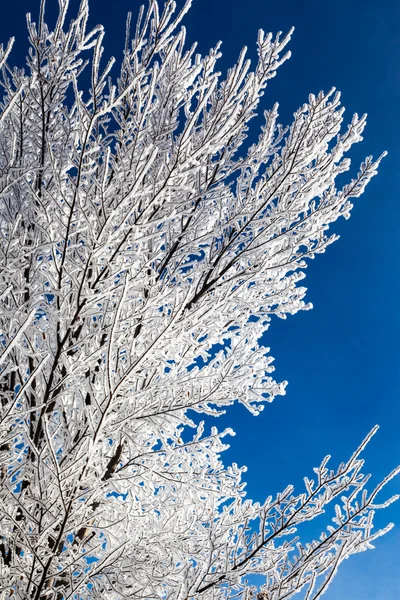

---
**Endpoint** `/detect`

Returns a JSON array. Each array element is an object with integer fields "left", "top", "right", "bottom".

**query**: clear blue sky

[{"left": 1, "top": 1, "right": 399, "bottom": 598}]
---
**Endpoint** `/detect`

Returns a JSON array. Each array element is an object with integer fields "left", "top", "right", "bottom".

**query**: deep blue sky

[{"left": 1, "top": 1, "right": 399, "bottom": 598}]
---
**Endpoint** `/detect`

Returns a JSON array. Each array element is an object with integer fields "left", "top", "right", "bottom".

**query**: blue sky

[{"left": 1, "top": 0, "right": 399, "bottom": 598}]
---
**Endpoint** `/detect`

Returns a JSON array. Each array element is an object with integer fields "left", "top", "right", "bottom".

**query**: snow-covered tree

[{"left": 0, "top": 1, "right": 398, "bottom": 598}]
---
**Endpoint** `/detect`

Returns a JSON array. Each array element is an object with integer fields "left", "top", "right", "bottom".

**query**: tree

[{"left": 0, "top": 0, "right": 398, "bottom": 598}]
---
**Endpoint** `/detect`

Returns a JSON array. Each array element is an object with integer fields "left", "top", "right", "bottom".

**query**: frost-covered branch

[{"left": 0, "top": 1, "right": 397, "bottom": 599}]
